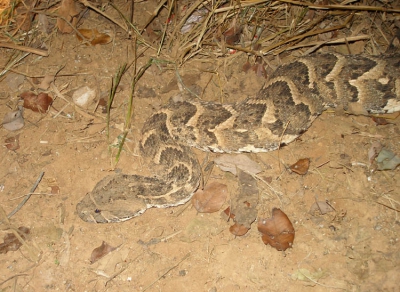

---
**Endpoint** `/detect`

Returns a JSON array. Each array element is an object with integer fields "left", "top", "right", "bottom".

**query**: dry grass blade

[
  {"left": 106, "top": 63, "right": 127, "bottom": 143},
  {"left": 277, "top": 0, "right": 400, "bottom": 13},
  {"left": 114, "top": 58, "right": 154, "bottom": 165}
]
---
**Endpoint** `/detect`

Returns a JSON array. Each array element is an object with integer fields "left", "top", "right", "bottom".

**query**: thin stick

[
  {"left": 277, "top": 121, "right": 290, "bottom": 173},
  {"left": 0, "top": 42, "right": 48, "bottom": 56},
  {"left": 142, "top": 253, "right": 191, "bottom": 291},
  {"left": 0, "top": 274, "right": 29, "bottom": 286},
  {"left": 277, "top": 0, "right": 400, "bottom": 13},
  {"left": 7, "top": 172, "right": 45, "bottom": 219}
]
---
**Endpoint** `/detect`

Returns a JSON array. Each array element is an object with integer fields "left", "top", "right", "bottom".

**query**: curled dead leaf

[
  {"left": 21, "top": 91, "right": 53, "bottom": 113},
  {"left": 5, "top": 134, "right": 20, "bottom": 150},
  {"left": 258, "top": 208, "right": 295, "bottom": 251},
  {"left": 77, "top": 28, "right": 111, "bottom": 46},
  {"left": 214, "top": 154, "right": 262, "bottom": 175},
  {"left": 368, "top": 141, "right": 383, "bottom": 165},
  {"left": 372, "top": 116, "right": 389, "bottom": 125},
  {"left": 192, "top": 182, "right": 228, "bottom": 213},
  {"left": 290, "top": 158, "right": 310, "bottom": 175},
  {"left": 229, "top": 223, "right": 250, "bottom": 236},
  {"left": 56, "top": 0, "right": 80, "bottom": 34},
  {"left": 0, "top": 227, "right": 30, "bottom": 254},
  {"left": 223, "top": 25, "right": 242, "bottom": 45},
  {"left": 2, "top": 106, "right": 24, "bottom": 131},
  {"left": 90, "top": 241, "right": 117, "bottom": 264}
]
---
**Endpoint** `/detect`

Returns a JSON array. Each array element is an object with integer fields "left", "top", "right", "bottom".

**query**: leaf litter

[
  {"left": 2, "top": 106, "right": 24, "bottom": 131},
  {"left": 0, "top": 226, "right": 30, "bottom": 254},
  {"left": 223, "top": 170, "right": 259, "bottom": 236},
  {"left": 258, "top": 208, "right": 295, "bottom": 251},
  {"left": 90, "top": 241, "right": 118, "bottom": 264},
  {"left": 192, "top": 181, "right": 228, "bottom": 213}
]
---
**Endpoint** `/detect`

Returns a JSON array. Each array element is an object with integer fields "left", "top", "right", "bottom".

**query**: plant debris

[
  {"left": 289, "top": 158, "right": 310, "bottom": 175},
  {"left": 4, "top": 134, "right": 20, "bottom": 150},
  {"left": 375, "top": 148, "right": 400, "bottom": 171},
  {"left": 76, "top": 28, "right": 112, "bottom": 46},
  {"left": 258, "top": 208, "right": 295, "bottom": 251},
  {"left": 90, "top": 241, "right": 117, "bottom": 264},
  {"left": 2, "top": 106, "right": 24, "bottom": 131},
  {"left": 214, "top": 154, "right": 262, "bottom": 176},
  {"left": 192, "top": 181, "right": 228, "bottom": 213},
  {"left": 0, "top": 227, "right": 30, "bottom": 254},
  {"left": 56, "top": 0, "right": 81, "bottom": 34},
  {"left": 223, "top": 170, "right": 259, "bottom": 236},
  {"left": 21, "top": 91, "right": 53, "bottom": 113}
]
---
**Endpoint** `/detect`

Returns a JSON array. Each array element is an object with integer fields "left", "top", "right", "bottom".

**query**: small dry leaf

[
  {"left": 77, "top": 28, "right": 111, "bottom": 46},
  {"left": 192, "top": 182, "right": 228, "bottom": 213},
  {"left": 310, "top": 201, "right": 335, "bottom": 215},
  {"left": 215, "top": 154, "right": 262, "bottom": 175},
  {"left": 90, "top": 241, "right": 116, "bottom": 264},
  {"left": 38, "top": 75, "right": 54, "bottom": 90},
  {"left": 372, "top": 116, "right": 389, "bottom": 125},
  {"left": 376, "top": 148, "right": 400, "bottom": 170},
  {"left": 50, "top": 185, "right": 60, "bottom": 195},
  {"left": 251, "top": 63, "right": 267, "bottom": 78},
  {"left": 229, "top": 223, "right": 250, "bottom": 236},
  {"left": 5, "top": 134, "right": 20, "bottom": 150},
  {"left": 242, "top": 61, "right": 251, "bottom": 72},
  {"left": 0, "top": 226, "right": 30, "bottom": 254},
  {"left": 56, "top": 0, "right": 80, "bottom": 33},
  {"left": 368, "top": 141, "right": 383, "bottom": 164},
  {"left": 21, "top": 91, "right": 53, "bottom": 113},
  {"left": 222, "top": 206, "right": 235, "bottom": 220},
  {"left": 2, "top": 106, "right": 24, "bottom": 131},
  {"left": 289, "top": 158, "right": 310, "bottom": 175},
  {"left": 223, "top": 25, "right": 242, "bottom": 45},
  {"left": 258, "top": 208, "right": 295, "bottom": 251}
]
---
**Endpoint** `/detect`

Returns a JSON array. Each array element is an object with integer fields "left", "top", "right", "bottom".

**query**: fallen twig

[{"left": 7, "top": 172, "right": 45, "bottom": 219}]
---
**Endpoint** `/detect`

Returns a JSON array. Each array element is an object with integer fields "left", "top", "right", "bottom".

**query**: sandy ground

[{"left": 0, "top": 1, "right": 399, "bottom": 291}]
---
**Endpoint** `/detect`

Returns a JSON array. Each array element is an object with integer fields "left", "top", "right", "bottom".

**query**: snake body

[{"left": 77, "top": 53, "right": 400, "bottom": 223}]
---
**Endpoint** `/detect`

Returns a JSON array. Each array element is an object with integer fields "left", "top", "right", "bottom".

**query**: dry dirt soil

[{"left": 0, "top": 1, "right": 399, "bottom": 292}]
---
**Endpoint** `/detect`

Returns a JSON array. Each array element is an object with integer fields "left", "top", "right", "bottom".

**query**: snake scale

[{"left": 77, "top": 52, "right": 400, "bottom": 223}]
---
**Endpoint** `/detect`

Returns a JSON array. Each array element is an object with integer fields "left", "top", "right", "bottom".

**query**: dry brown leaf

[
  {"left": 56, "top": 0, "right": 80, "bottom": 34},
  {"left": 229, "top": 223, "right": 250, "bottom": 236},
  {"left": 77, "top": 28, "right": 111, "bottom": 46},
  {"left": 90, "top": 241, "right": 117, "bottom": 264},
  {"left": 214, "top": 154, "right": 262, "bottom": 175},
  {"left": 2, "top": 106, "right": 24, "bottom": 131},
  {"left": 38, "top": 75, "right": 54, "bottom": 90},
  {"left": 251, "top": 63, "right": 267, "bottom": 78},
  {"left": 372, "top": 116, "right": 389, "bottom": 125},
  {"left": 0, "top": 227, "right": 30, "bottom": 254},
  {"left": 223, "top": 25, "right": 242, "bottom": 45},
  {"left": 226, "top": 171, "right": 259, "bottom": 236},
  {"left": 368, "top": 141, "right": 383, "bottom": 163},
  {"left": 243, "top": 61, "right": 251, "bottom": 72},
  {"left": 222, "top": 206, "right": 234, "bottom": 220},
  {"left": 289, "top": 158, "right": 310, "bottom": 175},
  {"left": 258, "top": 208, "right": 295, "bottom": 251},
  {"left": 21, "top": 91, "right": 53, "bottom": 113},
  {"left": 192, "top": 182, "right": 228, "bottom": 213},
  {"left": 5, "top": 134, "right": 20, "bottom": 151}
]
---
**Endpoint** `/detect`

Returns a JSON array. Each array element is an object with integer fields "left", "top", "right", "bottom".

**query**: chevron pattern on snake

[{"left": 77, "top": 52, "right": 400, "bottom": 223}]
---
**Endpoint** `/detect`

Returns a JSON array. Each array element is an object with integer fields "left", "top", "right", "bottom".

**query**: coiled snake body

[{"left": 77, "top": 53, "right": 400, "bottom": 223}]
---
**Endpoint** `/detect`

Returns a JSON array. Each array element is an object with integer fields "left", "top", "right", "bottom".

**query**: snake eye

[{"left": 95, "top": 209, "right": 101, "bottom": 213}]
